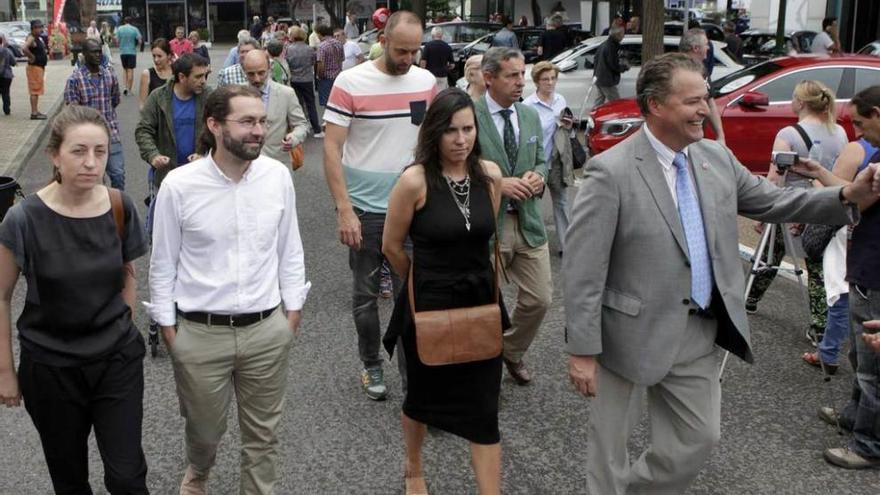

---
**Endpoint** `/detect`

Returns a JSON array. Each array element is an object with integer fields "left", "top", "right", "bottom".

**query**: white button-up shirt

[
  {"left": 523, "top": 91, "right": 567, "bottom": 166},
  {"left": 147, "top": 153, "right": 310, "bottom": 326},
  {"left": 643, "top": 122, "right": 696, "bottom": 208},
  {"left": 486, "top": 92, "right": 520, "bottom": 145}
]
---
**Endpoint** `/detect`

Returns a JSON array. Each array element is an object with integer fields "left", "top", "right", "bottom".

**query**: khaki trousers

[
  {"left": 171, "top": 308, "right": 293, "bottom": 495},
  {"left": 587, "top": 312, "right": 721, "bottom": 495},
  {"left": 497, "top": 213, "right": 553, "bottom": 363}
]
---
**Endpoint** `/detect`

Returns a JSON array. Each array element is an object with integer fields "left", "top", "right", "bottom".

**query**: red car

[{"left": 587, "top": 55, "right": 880, "bottom": 174}]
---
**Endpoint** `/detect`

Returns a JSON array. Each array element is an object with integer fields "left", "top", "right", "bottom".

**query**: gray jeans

[
  {"left": 841, "top": 284, "right": 880, "bottom": 459},
  {"left": 594, "top": 85, "right": 620, "bottom": 107}
]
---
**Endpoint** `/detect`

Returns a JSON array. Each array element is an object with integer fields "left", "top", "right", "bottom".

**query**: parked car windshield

[{"left": 710, "top": 61, "right": 782, "bottom": 97}]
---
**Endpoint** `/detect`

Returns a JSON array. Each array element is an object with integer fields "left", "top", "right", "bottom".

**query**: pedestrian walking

[
  {"left": 475, "top": 47, "right": 552, "bottom": 386},
  {"left": 464, "top": 54, "right": 485, "bottom": 101},
  {"left": 593, "top": 23, "right": 627, "bottom": 107},
  {"left": 169, "top": 26, "right": 194, "bottom": 59},
  {"left": 564, "top": 53, "right": 868, "bottom": 494},
  {"left": 87, "top": 20, "right": 100, "bottom": 41},
  {"left": 383, "top": 88, "right": 506, "bottom": 495},
  {"left": 22, "top": 19, "right": 48, "bottom": 120},
  {"left": 64, "top": 39, "right": 126, "bottom": 190},
  {"left": 323, "top": 10, "right": 437, "bottom": 401},
  {"left": 135, "top": 52, "right": 210, "bottom": 225},
  {"left": 0, "top": 104, "right": 149, "bottom": 494},
  {"left": 115, "top": 17, "right": 143, "bottom": 95},
  {"left": 537, "top": 15, "right": 567, "bottom": 61},
  {"left": 100, "top": 22, "right": 114, "bottom": 63},
  {"left": 241, "top": 49, "right": 308, "bottom": 164},
  {"left": 217, "top": 38, "right": 258, "bottom": 87},
  {"left": 420, "top": 26, "right": 454, "bottom": 90},
  {"left": 491, "top": 16, "right": 519, "bottom": 49},
  {"left": 139, "top": 38, "right": 174, "bottom": 110},
  {"left": 344, "top": 10, "right": 360, "bottom": 40},
  {"left": 0, "top": 33, "right": 16, "bottom": 116},
  {"left": 265, "top": 40, "right": 291, "bottom": 85},
  {"left": 523, "top": 61, "right": 573, "bottom": 257},
  {"left": 680, "top": 27, "right": 726, "bottom": 144},
  {"left": 315, "top": 24, "right": 344, "bottom": 107},
  {"left": 812, "top": 17, "right": 840, "bottom": 55},
  {"left": 286, "top": 26, "right": 322, "bottom": 137},
  {"left": 223, "top": 30, "right": 250, "bottom": 68},
  {"left": 148, "top": 84, "right": 310, "bottom": 494},
  {"left": 336, "top": 27, "right": 364, "bottom": 71},
  {"left": 190, "top": 30, "right": 210, "bottom": 63},
  {"left": 723, "top": 21, "right": 743, "bottom": 62}
]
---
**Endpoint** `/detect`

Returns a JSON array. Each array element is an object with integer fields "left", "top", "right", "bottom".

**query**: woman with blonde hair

[
  {"left": 746, "top": 79, "right": 848, "bottom": 362},
  {"left": 464, "top": 54, "right": 485, "bottom": 100},
  {"left": 524, "top": 60, "right": 573, "bottom": 256}
]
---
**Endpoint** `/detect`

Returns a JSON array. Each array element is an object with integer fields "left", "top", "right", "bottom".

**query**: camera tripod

[{"left": 719, "top": 171, "right": 835, "bottom": 382}]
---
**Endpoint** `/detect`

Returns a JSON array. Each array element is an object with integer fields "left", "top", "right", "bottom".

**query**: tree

[
  {"left": 321, "top": 0, "right": 346, "bottom": 28},
  {"left": 641, "top": 0, "right": 664, "bottom": 64},
  {"left": 530, "top": 0, "right": 542, "bottom": 26}
]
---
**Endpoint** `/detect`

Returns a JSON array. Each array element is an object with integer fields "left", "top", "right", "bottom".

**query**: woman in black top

[
  {"left": 138, "top": 37, "right": 173, "bottom": 110},
  {"left": 383, "top": 88, "right": 506, "bottom": 495},
  {"left": 0, "top": 105, "right": 149, "bottom": 494}
]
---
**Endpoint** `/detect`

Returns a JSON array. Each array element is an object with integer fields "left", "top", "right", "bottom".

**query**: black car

[{"left": 739, "top": 30, "right": 817, "bottom": 65}]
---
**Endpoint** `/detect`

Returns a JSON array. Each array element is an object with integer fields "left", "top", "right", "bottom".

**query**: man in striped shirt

[{"left": 323, "top": 10, "right": 437, "bottom": 401}]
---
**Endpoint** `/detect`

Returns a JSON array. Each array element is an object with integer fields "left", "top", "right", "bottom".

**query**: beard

[
  {"left": 383, "top": 51, "right": 410, "bottom": 76},
  {"left": 222, "top": 129, "right": 263, "bottom": 161}
]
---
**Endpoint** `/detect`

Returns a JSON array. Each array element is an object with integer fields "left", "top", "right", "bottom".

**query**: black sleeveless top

[
  {"left": 29, "top": 36, "right": 47, "bottom": 67},
  {"left": 847, "top": 149, "right": 880, "bottom": 290},
  {"left": 148, "top": 67, "right": 169, "bottom": 93}
]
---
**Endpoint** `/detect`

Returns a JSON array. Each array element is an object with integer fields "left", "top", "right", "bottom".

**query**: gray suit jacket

[
  {"left": 261, "top": 79, "right": 309, "bottom": 164},
  {"left": 563, "top": 129, "right": 856, "bottom": 385}
]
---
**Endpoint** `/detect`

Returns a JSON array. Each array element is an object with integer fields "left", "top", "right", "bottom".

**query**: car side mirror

[{"left": 739, "top": 91, "right": 769, "bottom": 107}]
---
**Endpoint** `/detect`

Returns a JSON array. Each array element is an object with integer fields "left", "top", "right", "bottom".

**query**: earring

[{"left": 53, "top": 167, "right": 62, "bottom": 184}]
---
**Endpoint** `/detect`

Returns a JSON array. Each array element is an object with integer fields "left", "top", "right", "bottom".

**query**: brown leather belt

[{"left": 177, "top": 306, "right": 277, "bottom": 327}]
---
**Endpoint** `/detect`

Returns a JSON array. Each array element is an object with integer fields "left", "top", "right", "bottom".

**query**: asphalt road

[{"left": 0, "top": 48, "right": 876, "bottom": 494}]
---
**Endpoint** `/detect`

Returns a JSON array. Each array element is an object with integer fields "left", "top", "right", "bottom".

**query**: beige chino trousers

[
  {"left": 171, "top": 307, "right": 294, "bottom": 495},
  {"left": 497, "top": 212, "right": 553, "bottom": 363}
]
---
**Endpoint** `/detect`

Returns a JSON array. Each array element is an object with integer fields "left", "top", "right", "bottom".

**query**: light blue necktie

[{"left": 673, "top": 152, "right": 713, "bottom": 308}]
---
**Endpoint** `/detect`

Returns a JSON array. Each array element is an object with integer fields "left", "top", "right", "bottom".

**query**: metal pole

[
  {"left": 775, "top": 0, "right": 787, "bottom": 55},
  {"left": 591, "top": 0, "right": 599, "bottom": 35}
]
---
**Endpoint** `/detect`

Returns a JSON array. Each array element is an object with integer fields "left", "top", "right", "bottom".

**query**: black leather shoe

[{"left": 504, "top": 358, "right": 532, "bottom": 385}]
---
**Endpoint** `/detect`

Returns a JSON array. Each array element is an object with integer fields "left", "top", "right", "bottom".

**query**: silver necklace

[{"left": 444, "top": 175, "right": 471, "bottom": 231}]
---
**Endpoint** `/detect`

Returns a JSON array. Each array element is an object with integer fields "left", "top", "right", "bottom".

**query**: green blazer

[{"left": 475, "top": 96, "right": 548, "bottom": 248}]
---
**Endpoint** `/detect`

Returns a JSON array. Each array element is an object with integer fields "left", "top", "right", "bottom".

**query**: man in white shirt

[
  {"left": 148, "top": 84, "right": 310, "bottom": 495},
  {"left": 812, "top": 17, "right": 840, "bottom": 55},
  {"left": 335, "top": 27, "right": 364, "bottom": 71}
]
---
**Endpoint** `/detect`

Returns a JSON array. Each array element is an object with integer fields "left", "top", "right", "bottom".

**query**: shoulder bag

[
  {"left": 408, "top": 214, "right": 503, "bottom": 367},
  {"left": 790, "top": 124, "right": 839, "bottom": 261}
]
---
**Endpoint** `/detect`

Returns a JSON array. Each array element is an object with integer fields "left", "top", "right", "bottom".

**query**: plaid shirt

[
  {"left": 63, "top": 65, "right": 121, "bottom": 142},
  {"left": 217, "top": 64, "right": 248, "bottom": 87},
  {"left": 316, "top": 38, "right": 344, "bottom": 80}
]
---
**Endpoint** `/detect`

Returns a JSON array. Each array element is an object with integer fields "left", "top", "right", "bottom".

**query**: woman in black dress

[
  {"left": 383, "top": 88, "right": 505, "bottom": 495},
  {"left": 0, "top": 106, "right": 149, "bottom": 492},
  {"left": 138, "top": 37, "right": 173, "bottom": 110}
]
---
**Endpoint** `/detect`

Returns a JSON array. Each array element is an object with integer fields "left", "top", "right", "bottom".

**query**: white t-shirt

[
  {"left": 812, "top": 31, "right": 834, "bottom": 54},
  {"left": 342, "top": 40, "right": 363, "bottom": 71},
  {"left": 324, "top": 61, "right": 437, "bottom": 213}
]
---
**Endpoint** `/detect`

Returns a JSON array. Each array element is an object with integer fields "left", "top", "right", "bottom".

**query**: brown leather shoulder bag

[{"left": 408, "top": 238, "right": 502, "bottom": 366}]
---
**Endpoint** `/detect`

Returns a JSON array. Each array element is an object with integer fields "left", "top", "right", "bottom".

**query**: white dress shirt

[
  {"left": 147, "top": 153, "right": 311, "bottom": 326},
  {"left": 486, "top": 92, "right": 520, "bottom": 145},
  {"left": 643, "top": 122, "right": 697, "bottom": 208},
  {"left": 523, "top": 91, "right": 567, "bottom": 166}
]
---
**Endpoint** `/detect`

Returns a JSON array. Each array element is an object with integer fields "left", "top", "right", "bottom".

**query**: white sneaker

[{"left": 313, "top": 132, "right": 325, "bottom": 138}]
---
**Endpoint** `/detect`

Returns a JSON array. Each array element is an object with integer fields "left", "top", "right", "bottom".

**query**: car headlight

[
  {"left": 599, "top": 118, "right": 644, "bottom": 137},
  {"left": 586, "top": 116, "right": 595, "bottom": 131}
]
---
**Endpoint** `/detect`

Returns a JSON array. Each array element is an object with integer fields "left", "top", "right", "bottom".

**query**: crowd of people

[{"left": 0, "top": 8, "right": 879, "bottom": 495}]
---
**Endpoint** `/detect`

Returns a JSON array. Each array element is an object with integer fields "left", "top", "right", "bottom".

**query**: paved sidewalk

[{"left": 0, "top": 59, "right": 73, "bottom": 177}]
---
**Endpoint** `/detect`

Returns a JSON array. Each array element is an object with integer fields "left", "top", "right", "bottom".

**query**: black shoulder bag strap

[{"left": 792, "top": 123, "right": 813, "bottom": 152}]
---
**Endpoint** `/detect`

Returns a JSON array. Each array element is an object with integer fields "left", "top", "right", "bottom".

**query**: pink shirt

[{"left": 169, "top": 38, "right": 193, "bottom": 58}]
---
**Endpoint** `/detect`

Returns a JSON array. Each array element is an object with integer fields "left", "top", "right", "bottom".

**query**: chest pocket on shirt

[
  {"left": 256, "top": 209, "right": 283, "bottom": 250},
  {"left": 410, "top": 100, "right": 427, "bottom": 126}
]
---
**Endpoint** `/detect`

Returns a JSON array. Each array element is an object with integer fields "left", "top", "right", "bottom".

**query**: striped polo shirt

[{"left": 324, "top": 61, "right": 437, "bottom": 213}]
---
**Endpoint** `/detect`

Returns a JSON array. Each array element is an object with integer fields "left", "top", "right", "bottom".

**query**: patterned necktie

[
  {"left": 499, "top": 109, "right": 518, "bottom": 169},
  {"left": 672, "top": 152, "right": 713, "bottom": 308}
]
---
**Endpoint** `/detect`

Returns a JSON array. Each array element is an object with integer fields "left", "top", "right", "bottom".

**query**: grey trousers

[
  {"left": 587, "top": 312, "right": 721, "bottom": 495},
  {"left": 593, "top": 85, "right": 621, "bottom": 107}
]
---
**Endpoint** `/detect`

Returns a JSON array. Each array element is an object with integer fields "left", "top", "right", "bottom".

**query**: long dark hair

[{"left": 413, "top": 87, "right": 489, "bottom": 191}]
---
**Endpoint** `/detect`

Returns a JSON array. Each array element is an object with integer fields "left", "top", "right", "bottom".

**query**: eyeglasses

[{"left": 223, "top": 118, "right": 268, "bottom": 129}]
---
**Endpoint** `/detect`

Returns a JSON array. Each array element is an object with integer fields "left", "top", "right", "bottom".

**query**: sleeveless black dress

[
  {"left": 147, "top": 68, "right": 169, "bottom": 93},
  {"left": 385, "top": 176, "right": 509, "bottom": 445}
]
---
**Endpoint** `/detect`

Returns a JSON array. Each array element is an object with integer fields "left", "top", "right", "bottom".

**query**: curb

[{"left": 6, "top": 94, "right": 65, "bottom": 180}]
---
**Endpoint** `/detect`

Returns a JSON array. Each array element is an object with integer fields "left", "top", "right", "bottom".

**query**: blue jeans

[
  {"left": 819, "top": 293, "right": 849, "bottom": 365},
  {"left": 840, "top": 284, "right": 880, "bottom": 459},
  {"left": 106, "top": 140, "right": 125, "bottom": 190},
  {"left": 316, "top": 78, "right": 335, "bottom": 107}
]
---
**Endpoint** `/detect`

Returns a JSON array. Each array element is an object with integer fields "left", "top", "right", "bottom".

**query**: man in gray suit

[
  {"left": 242, "top": 49, "right": 308, "bottom": 165},
  {"left": 563, "top": 53, "right": 879, "bottom": 494}
]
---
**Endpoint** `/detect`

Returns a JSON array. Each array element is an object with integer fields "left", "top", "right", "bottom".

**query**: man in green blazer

[{"left": 475, "top": 47, "right": 552, "bottom": 385}]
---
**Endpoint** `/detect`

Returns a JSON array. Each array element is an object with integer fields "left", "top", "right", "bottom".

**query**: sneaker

[
  {"left": 313, "top": 132, "right": 325, "bottom": 138},
  {"left": 824, "top": 447, "right": 880, "bottom": 469},
  {"left": 361, "top": 367, "right": 387, "bottom": 401},
  {"left": 179, "top": 465, "right": 209, "bottom": 495},
  {"left": 818, "top": 406, "right": 842, "bottom": 428},
  {"left": 745, "top": 301, "right": 757, "bottom": 314}
]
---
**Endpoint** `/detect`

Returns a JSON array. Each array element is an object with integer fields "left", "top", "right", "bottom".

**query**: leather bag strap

[{"left": 108, "top": 187, "right": 124, "bottom": 240}]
